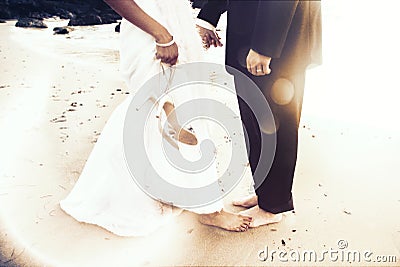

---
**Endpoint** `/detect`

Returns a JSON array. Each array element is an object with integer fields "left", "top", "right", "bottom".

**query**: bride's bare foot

[
  {"left": 232, "top": 194, "right": 258, "bottom": 208},
  {"left": 198, "top": 210, "right": 252, "bottom": 232},
  {"left": 163, "top": 102, "right": 198, "bottom": 145},
  {"left": 239, "top": 205, "right": 282, "bottom": 228}
]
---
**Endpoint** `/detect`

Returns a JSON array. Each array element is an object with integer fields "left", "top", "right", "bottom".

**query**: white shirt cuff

[{"left": 195, "top": 18, "right": 216, "bottom": 31}]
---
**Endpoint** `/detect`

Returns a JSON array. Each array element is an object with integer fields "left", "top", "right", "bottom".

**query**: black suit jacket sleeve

[
  {"left": 197, "top": 0, "right": 227, "bottom": 27},
  {"left": 251, "top": 1, "right": 299, "bottom": 58}
]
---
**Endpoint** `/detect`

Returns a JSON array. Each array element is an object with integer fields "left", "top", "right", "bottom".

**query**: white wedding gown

[{"left": 60, "top": 0, "right": 226, "bottom": 237}]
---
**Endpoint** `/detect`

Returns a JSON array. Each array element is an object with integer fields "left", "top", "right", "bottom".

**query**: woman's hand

[
  {"left": 103, "top": 0, "right": 179, "bottom": 65},
  {"left": 155, "top": 42, "right": 178, "bottom": 65},
  {"left": 154, "top": 33, "right": 178, "bottom": 65}
]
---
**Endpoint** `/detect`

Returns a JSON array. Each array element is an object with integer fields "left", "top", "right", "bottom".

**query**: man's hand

[
  {"left": 196, "top": 25, "right": 223, "bottom": 49},
  {"left": 246, "top": 49, "right": 272, "bottom": 76}
]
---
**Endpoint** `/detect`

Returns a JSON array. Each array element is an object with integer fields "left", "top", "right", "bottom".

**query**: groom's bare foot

[
  {"left": 239, "top": 205, "right": 282, "bottom": 228},
  {"left": 198, "top": 210, "right": 252, "bottom": 232},
  {"left": 232, "top": 194, "right": 258, "bottom": 208}
]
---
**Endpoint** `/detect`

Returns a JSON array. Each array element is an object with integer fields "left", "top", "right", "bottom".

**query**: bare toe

[
  {"left": 199, "top": 210, "right": 255, "bottom": 232},
  {"left": 240, "top": 223, "right": 249, "bottom": 231},
  {"left": 240, "top": 214, "right": 253, "bottom": 222},
  {"left": 240, "top": 205, "right": 283, "bottom": 228}
]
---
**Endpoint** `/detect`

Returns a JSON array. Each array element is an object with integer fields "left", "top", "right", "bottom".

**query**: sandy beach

[{"left": 1, "top": 1, "right": 400, "bottom": 266}]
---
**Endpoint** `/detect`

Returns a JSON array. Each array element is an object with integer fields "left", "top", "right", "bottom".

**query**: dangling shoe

[
  {"left": 158, "top": 104, "right": 179, "bottom": 150},
  {"left": 176, "top": 125, "right": 198, "bottom": 146},
  {"left": 158, "top": 101, "right": 198, "bottom": 149}
]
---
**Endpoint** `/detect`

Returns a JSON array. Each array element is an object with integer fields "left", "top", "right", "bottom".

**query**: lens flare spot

[
  {"left": 260, "top": 115, "right": 279, "bottom": 135},
  {"left": 270, "top": 78, "right": 295, "bottom": 105}
]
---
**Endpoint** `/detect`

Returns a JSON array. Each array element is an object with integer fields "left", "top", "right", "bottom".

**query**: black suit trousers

[{"left": 233, "top": 65, "right": 306, "bottom": 214}]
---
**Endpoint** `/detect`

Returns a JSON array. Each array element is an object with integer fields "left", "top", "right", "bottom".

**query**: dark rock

[
  {"left": 53, "top": 26, "right": 70, "bottom": 35},
  {"left": 2, "top": 0, "right": 41, "bottom": 19},
  {"left": 55, "top": 9, "right": 74, "bottom": 20},
  {"left": 115, "top": 22, "right": 121, "bottom": 33},
  {"left": 68, "top": 11, "right": 120, "bottom": 26},
  {"left": 15, "top": 17, "right": 47, "bottom": 28},
  {"left": 28, "top": 11, "right": 51, "bottom": 19},
  {"left": 0, "top": 0, "right": 121, "bottom": 25},
  {"left": 0, "top": 19, "right": 6, "bottom": 23},
  {"left": 100, "top": 16, "right": 117, "bottom": 24},
  {"left": 0, "top": 6, "right": 13, "bottom": 19},
  {"left": 68, "top": 13, "right": 102, "bottom": 26},
  {"left": 101, "top": 12, "right": 121, "bottom": 24}
]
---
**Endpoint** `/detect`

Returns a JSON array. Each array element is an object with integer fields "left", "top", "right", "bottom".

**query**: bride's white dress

[{"left": 60, "top": 0, "right": 225, "bottom": 237}]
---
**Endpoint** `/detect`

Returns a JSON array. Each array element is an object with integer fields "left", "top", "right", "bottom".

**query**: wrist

[
  {"left": 250, "top": 49, "right": 271, "bottom": 59},
  {"left": 153, "top": 29, "right": 172, "bottom": 44},
  {"left": 196, "top": 18, "right": 216, "bottom": 31},
  {"left": 156, "top": 37, "right": 175, "bottom": 47}
]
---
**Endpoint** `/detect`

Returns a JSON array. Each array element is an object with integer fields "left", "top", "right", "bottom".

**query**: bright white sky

[{"left": 302, "top": 0, "right": 400, "bottom": 133}]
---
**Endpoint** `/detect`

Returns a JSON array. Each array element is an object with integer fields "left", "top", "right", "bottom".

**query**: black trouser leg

[{"left": 234, "top": 67, "right": 305, "bottom": 214}]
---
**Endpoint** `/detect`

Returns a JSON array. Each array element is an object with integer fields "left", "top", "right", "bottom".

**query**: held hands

[
  {"left": 196, "top": 25, "right": 223, "bottom": 49},
  {"left": 246, "top": 49, "right": 272, "bottom": 76}
]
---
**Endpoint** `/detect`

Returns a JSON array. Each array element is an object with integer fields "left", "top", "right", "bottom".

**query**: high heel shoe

[{"left": 158, "top": 101, "right": 198, "bottom": 149}]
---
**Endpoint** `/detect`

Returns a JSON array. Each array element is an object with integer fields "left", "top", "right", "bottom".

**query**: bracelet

[{"left": 155, "top": 37, "right": 175, "bottom": 47}]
